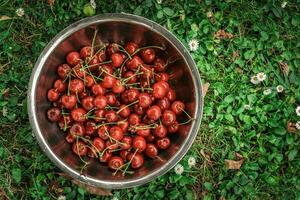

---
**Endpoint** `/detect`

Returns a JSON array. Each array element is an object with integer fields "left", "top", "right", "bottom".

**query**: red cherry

[
  {"left": 102, "top": 75, "right": 116, "bottom": 89},
  {"left": 81, "top": 96, "right": 94, "bottom": 110},
  {"left": 106, "top": 43, "right": 119, "bottom": 56},
  {"left": 145, "top": 143, "right": 158, "bottom": 158},
  {"left": 162, "top": 110, "right": 176, "bottom": 126},
  {"left": 87, "top": 56, "right": 100, "bottom": 71},
  {"left": 108, "top": 156, "right": 124, "bottom": 170},
  {"left": 61, "top": 95, "right": 77, "bottom": 109},
  {"left": 154, "top": 58, "right": 166, "bottom": 72},
  {"left": 57, "top": 64, "right": 71, "bottom": 79},
  {"left": 146, "top": 105, "right": 161, "bottom": 121},
  {"left": 136, "top": 123, "right": 150, "bottom": 137},
  {"left": 97, "top": 125, "right": 110, "bottom": 140},
  {"left": 127, "top": 153, "right": 144, "bottom": 169},
  {"left": 66, "top": 52, "right": 81, "bottom": 66},
  {"left": 47, "top": 89, "right": 59, "bottom": 102},
  {"left": 140, "top": 65, "right": 153, "bottom": 79},
  {"left": 79, "top": 91, "right": 88, "bottom": 99},
  {"left": 112, "top": 80, "right": 125, "bottom": 94},
  {"left": 140, "top": 79, "right": 151, "bottom": 88},
  {"left": 53, "top": 79, "right": 66, "bottom": 93},
  {"left": 84, "top": 75, "right": 95, "bottom": 88},
  {"left": 124, "top": 42, "right": 139, "bottom": 54},
  {"left": 85, "top": 120, "right": 97, "bottom": 135},
  {"left": 138, "top": 93, "right": 152, "bottom": 108},
  {"left": 47, "top": 107, "right": 61, "bottom": 122},
  {"left": 65, "top": 133, "right": 75, "bottom": 143},
  {"left": 99, "top": 151, "right": 112, "bottom": 163},
  {"left": 106, "top": 93, "right": 117, "bottom": 106},
  {"left": 126, "top": 88, "right": 139, "bottom": 102},
  {"left": 72, "top": 64, "right": 86, "bottom": 78},
  {"left": 168, "top": 121, "right": 179, "bottom": 133},
  {"left": 93, "top": 137, "right": 105, "bottom": 152},
  {"left": 128, "top": 114, "right": 140, "bottom": 125},
  {"left": 80, "top": 46, "right": 91, "bottom": 59},
  {"left": 140, "top": 48, "right": 156, "bottom": 63},
  {"left": 58, "top": 115, "right": 72, "bottom": 130},
  {"left": 99, "top": 64, "right": 113, "bottom": 75},
  {"left": 155, "top": 73, "right": 169, "bottom": 82},
  {"left": 105, "top": 110, "right": 118, "bottom": 122},
  {"left": 166, "top": 89, "right": 176, "bottom": 102},
  {"left": 118, "top": 120, "right": 129, "bottom": 132},
  {"left": 106, "top": 140, "right": 119, "bottom": 151},
  {"left": 93, "top": 95, "right": 107, "bottom": 109},
  {"left": 126, "top": 55, "right": 143, "bottom": 71},
  {"left": 132, "top": 136, "right": 146, "bottom": 152},
  {"left": 134, "top": 104, "right": 146, "bottom": 115},
  {"left": 123, "top": 71, "right": 137, "bottom": 84},
  {"left": 120, "top": 150, "right": 130, "bottom": 161},
  {"left": 69, "top": 122, "right": 85, "bottom": 136},
  {"left": 91, "top": 84, "right": 106, "bottom": 96},
  {"left": 118, "top": 104, "right": 131, "bottom": 118},
  {"left": 121, "top": 136, "right": 132, "bottom": 150},
  {"left": 171, "top": 101, "right": 185, "bottom": 115},
  {"left": 146, "top": 134, "right": 155, "bottom": 142},
  {"left": 153, "top": 124, "right": 167, "bottom": 138},
  {"left": 156, "top": 137, "right": 171, "bottom": 149},
  {"left": 96, "top": 50, "right": 107, "bottom": 62},
  {"left": 111, "top": 53, "right": 125, "bottom": 68},
  {"left": 109, "top": 126, "right": 123, "bottom": 141},
  {"left": 71, "top": 108, "right": 87, "bottom": 122},
  {"left": 153, "top": 81, "right": 168, "bottom": 99},
  {"left": 72, "top": 141, "right": 88, "bottom": 156},
  {"left": 69, "top": 79, "right": 84, "bottom": 94},
  {"left": 157, "top": 97, "right": 170, "bottom": 111},
  {"left": 94, "top": 109, "right": 105, "bottom": 122}
]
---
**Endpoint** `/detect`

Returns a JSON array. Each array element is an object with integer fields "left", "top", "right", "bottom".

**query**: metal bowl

[{"left": 28, "top": 13, "right": 203, "bottom": 189}]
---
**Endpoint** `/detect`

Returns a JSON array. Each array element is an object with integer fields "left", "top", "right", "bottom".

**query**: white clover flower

[
  {"left": 207, "top": 11, "right": 213, "bottom": 18},
  {"left": 295, "top": 121, "right": 300, "bottom": 130},
  {"left": 276, "top": 85, "right": 284, "bottom": 93},
  {"left": 250, "top": 75, "right": 260, "bottom": 85},
  {"left": 257, "top": 72, "right": 267, "bottom": 82},
  {"left": 90, "top": 0, "right": 96, "bottom": 9},
  {"left": 58, "top": 196, "right": 66, "bottom": 200},
  {"left": 188, "top": 157, "right": 196, "bottom": 168},
  {"left": 296, "top": 106, "right": 300, "bottom": 117},
  {"left": 111, "top": 197, "right": 119, "bottom": 200},
  {"left": 281, "top": 1, "right": 287, "bottom": 8},
  {"left": 157, "top": 0, "right": 162, "bottom": 4},
  {"left": 188, "top": 39, "right": 199, "bottom": 52},
  {"left": 244, "top": 104, "right": 251, "bottom": 110},
  {"left": 174, "top": 164, "right": 184, "bottom": 175},
  {"left": 16, "top": 8, "right": 25, "bottom": 17},
  {"left": 263, "top": 89, "right": 272, "bottom": 95}
]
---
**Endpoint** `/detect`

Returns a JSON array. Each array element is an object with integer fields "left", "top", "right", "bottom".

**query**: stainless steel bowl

[{"left": 28, "top": 13, "right": 203, "bottom": 189}]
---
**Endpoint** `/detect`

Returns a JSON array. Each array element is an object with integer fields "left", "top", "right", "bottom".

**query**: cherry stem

[
  {"left": 178, "top": 118, "right": 194, "bottom": 125},
  {"left": 104, "top": 129, "right": 127, "bottom": 146},
  {"left": 122, "top": 72, "right": 143, "bottom": 84},
  {"left": 83, "top": 60, "right": 112, "bottom": 69},
  {"left": 118, "top": 57, "right": 129, "bottom": 79},
  {"left": 96, "top": 119, "right": 127, "bottom": 129},
  {"left": 90, "top": 29, "right": 98, "bottom": 57},
  {"left": 121, "top": 148, "right": 139, "bottom": 176},
  {"left": 116, "top": 100, "right": 139, "bottom": 114},
  {"left": 116, "top": 44, "right": 132, "bottom": 60},
  {"left": 76, "top": 136, "right": 102, "bottom": 158},
  {"left": 180, "top": 108, "right": 193, "bottom": 120},
  {"left": 75, "top": 92, "right": 81, "bottom": 103},
  {"left": 130, "top": 87, "right": 153, "bottom": 91},
  {"left": 67, "top": 76, "right": 71, "bottom": 96},
  {"left": 75, "top": 137, "right": 89, "bottom": 166},
  {"left": 105, "top": 105, "right": 119, "bottom": 110}
]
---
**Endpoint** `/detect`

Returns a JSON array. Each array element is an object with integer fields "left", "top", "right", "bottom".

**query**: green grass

[{"left": 1, "top": 0, "right": 300, "bottom": 199}]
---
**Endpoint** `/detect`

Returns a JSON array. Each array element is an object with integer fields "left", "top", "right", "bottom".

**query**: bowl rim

[{"left": 28, "top": 13, "right": 203, "bottom": 189}]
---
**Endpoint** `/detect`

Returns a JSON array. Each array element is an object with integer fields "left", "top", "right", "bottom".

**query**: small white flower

[
  {"left": 188, "top": 39, "right": 199, "bottom": 52},
  {"left": 157, "top": 0, "right": 162, "bottom": 4},
  {"left": 207, "top": 11, "right": 213, "bottom": 18},
  {"left": 188, "top": 157, "right": 196, "bottom": 167},
  {"left": 250, "top": 75, "right": 260, "bottom": 85},
  {"left": 111, "top": 197, "right": 119, "bottom": 200},
  {"left": 263, "top": 89, "right": 272, "bottom": 95},
  {"left": 276, "top": 85, "right": 284, "bottom": 93},
  {"left": 257, "top": 72, "right": 267, "bottom": 82},
  {"left": 16, "top": 8, "right": 25, "bottom": 17},
  {"left": 295, "top": 121, "right": 300, "bottom": 130},
  {"left": 296, "top": 106, "right": 300, "bottom": 117},
  {"left": 174, "top": 164, "right": 184, "bottom": 175},
  {"left": 244, "top": 104, "right": 251, "bottom": 110},
  {"left": 90, "top": 0, "right": 96, "bottom": 9},
  {"left": 2, "top": 106, "right": 7, "bottom": 117},
  {"left": 58, "top": 196, "right": 66, "bottom": 200},
  {"left": 281, "top": 1, "right": 287, "bottom": 8}
]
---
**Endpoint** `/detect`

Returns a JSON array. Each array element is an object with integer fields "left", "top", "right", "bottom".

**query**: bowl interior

[{"left": 34, "top": 19, "right": 197, "bottom": 184}]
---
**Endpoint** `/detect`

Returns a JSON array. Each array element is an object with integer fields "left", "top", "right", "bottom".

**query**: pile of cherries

[{"left": 46, "top": 41, "right": 191, "bottom": 175}]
